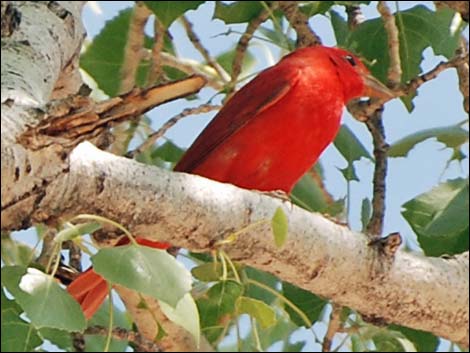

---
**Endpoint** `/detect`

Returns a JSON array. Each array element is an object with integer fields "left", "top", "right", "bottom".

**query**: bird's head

[{"left": 321, "top": 46, "right": 395, "bottom": 103}]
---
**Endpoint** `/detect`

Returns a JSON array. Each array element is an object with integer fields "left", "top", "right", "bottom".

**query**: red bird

[
  {"left": 175, "top": 45, "right": 392, "bottom": 191},
  {"left": 68, "top": 45, "right": 392, "bottom": 319}
]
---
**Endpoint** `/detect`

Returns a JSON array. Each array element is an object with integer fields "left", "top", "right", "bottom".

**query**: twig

[
  {"left": 111, "top": 2, "right": 152, "bottom": 156},
  {"left": 403, "top": 52, "right": 469, "bottom": 95},
  {"left": 378, "top": 1, "right": 402, "bottom": 87},
  {"left": 359, "top": 2, "right": 400, "bottom": 237},
  {"left": 127, "top": 104, "right": 221, "bottom": 158},
  {"left": 279, "top": 1, "right": 322, "bottom": 48},
  {"left": 181, "top": 15, "right": 230, "bottom": 83},
  {"left": 159, "top": 52, "right": 224, "bottom": 90},
  {"left": 322, "top": 304, "right": 343, "bottom": 352},
  {"left": 455, "top": 37, "right": 469, "bottom": 113},
  {"left": 365, "top": 109, "right": 388, "bottom": 238},
  {"left": 147, "top": 17, "right": 166, "bottom": 86},
  {"left": 85, "top": 326, "right": 161, "bottom": 352},
  {"left": 434, "top": 1, "right": 469, "bottom": 22},
  {"left": 63, "top": 240, "right": 82, "bottom": 271},
  {"left": 226, "top": 2, "right": 278, "bottom": 96},
  {"left": 346, "top": 5, "right": 364, "bottom": 30},
  {"left": 348, "top": 52, "right": 469, "bottom": 120},
  {"left": 119, "top": 2, "right": 151, "bottom": 93},
  {"left": 36, "top": 228, "right": 56, "bottom": 269}
]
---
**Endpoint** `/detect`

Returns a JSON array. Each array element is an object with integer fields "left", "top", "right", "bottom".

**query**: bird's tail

[{"left": 67, "top": 238, "right": 171, "bottom": 319}]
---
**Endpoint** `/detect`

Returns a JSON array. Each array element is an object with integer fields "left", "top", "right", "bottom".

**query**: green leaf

[
  {"left": 81, "top": 9, "right": 174, "bottom": 96},
  {"left": 55, "top": 222, "right": 101, "bottom": 243},
  {"left": 151, "top": 140, "right": 186, "bottom": 164},
  {"left": 330, "top": 10, "right": 349, "bottom": 47},
  {"left": 2, "top": 310, "right": 42, "bottom": 352},
  {"left": 1, "top": 288, "right": 22, "bottom": 314},
  {"left": 390, "top": 325, "right": 439, "bottom": 352},
  {"left": 2, "top": 289, "right": 43, "bottom": 352},
  {"left": 339, "top": 164, "right": 359, "bottom": 182},
  {"left": 388, "top": 124, "right": 469, "bottom": 158},
  {"left": 334, "top": 124, "right": 373, "bottom": 163},
  {"left": 235, "top": 314, "right": 300, "bottom": 352},
  {"left": 92, "top": 245, "right": 192, "bottom": 307},
  {"left": 215, "top": 47, "right": 256, "bottom": 76},
  {"left": 282, "top": 281, "right": 326, "bottom": 327},
  {"left": 192, "top": 263, "right": 224, "bottom": 282},
  {"left": 258, "top": 27, "right": 294, "bottom": 50},
  {"left": 361, "top": 197, "right": 372, "bottom": 231},
  {"left": 0, "top": 233, "right": 33, "bottom": 267},
  {"left": 214, "top": 1, "right": 264, "bottom": 24},
  {"left": 236, "top": 296, "right": 276, "bottom": 329},
  {"left": 300, "top": 2, "right": 335, "bottom": 17},
  {"left": 291, "top": 164, "right": 344, "bottom": 215},
  {"left": 89, "top": 299, "right": 131, "bottom": 329},
  {"left": 331, "top": 6, "right": 464, "bottom": 110},
  {"left": 244, "top": 267, "right": 278, "bottom": 304},
  {"left": 197, "top": 280, "right": 244, "bottom": 343},
  {"left": 291, "top": 172, "right": 327, "bottom": 212},
  {"left": 84, "top": 299, "right": 131, "bottom": 352},
  {"left": 402, "top": 179, "right": 469, "bottom": 256},
  {"left": 144, "top": 1, "right": 205, "bottom": 28},
  {"left": 271, "top": 207, "right": 288, "bottom": 248},
  {"left": 334, "top": 124, "right": 372, "bottom": 182},
  {"left": 160, "top": 293, "right": 200, "bottom": 346},
  {"left": 81, "top": 9, "right": 134, "bottom": 96},
  {"left": 1, "top": 266, "right": 86, "bottom": 332},
  {"left": 372, "top": 331, "right": 410, "bottom": 352},
  {"left": 39, "top": 328, "right": 74, "bottom": 352},
  {"left": 192, "top": 261, "right": 243, "bottom": 282}
]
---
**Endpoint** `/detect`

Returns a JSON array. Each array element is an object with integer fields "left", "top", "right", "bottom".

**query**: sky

[{"left": 9, "top": 1, "right": 469, "bottom": 352}]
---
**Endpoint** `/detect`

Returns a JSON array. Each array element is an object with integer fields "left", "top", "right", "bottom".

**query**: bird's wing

[{"left": 174, "top": 63, "right": 301, "bottom": 172}]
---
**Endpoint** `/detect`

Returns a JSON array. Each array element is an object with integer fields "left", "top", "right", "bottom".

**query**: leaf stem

[
  {"left": 73, "top": 214, "right": 137, "bottom": 246},
  {"left": 104, "top": 285, "right": 114, "bottom": 352}
]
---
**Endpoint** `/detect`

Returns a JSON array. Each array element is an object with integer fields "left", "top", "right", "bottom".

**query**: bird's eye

[{"left": 344, "top": 55, "right": 357, "bottom": 66}]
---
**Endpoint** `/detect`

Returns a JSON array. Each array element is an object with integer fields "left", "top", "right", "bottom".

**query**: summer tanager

[{"left": 68, "top": 45, "right": 392, "bottom": 319}]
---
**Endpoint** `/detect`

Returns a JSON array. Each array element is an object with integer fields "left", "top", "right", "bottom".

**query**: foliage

[{"left": 2, "top": 1, "right": 468, "bottom": 352}]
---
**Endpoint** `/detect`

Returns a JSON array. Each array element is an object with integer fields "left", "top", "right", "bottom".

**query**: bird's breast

[{"left": 192, "top": 77, "right": 344, "bottom": 192}]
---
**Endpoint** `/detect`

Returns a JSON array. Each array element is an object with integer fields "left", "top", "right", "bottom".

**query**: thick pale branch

[{"left": 5, "top": 142, "right": 465, "bottom": 346}]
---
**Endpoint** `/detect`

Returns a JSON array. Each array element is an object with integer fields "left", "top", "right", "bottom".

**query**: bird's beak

[{"left": 361, "top": 73, "right": 395, "bottom": 100}]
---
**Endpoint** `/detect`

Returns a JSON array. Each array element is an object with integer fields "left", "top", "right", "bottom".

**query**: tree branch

[
  {"left": 158, "top": 52, "right": 225, "bottom": 90},
  {"left": 3, "top": 140, "right": 467, "bottom": 346},
  {"left": 322, "top": 304, "right": 343, "bottom": 352},
  {"left": 181, "top": 15, "right": 230, "bottom": 83},
  {"left": 456, "top": 37, "right": 469, "bottom": 113},
  {"left": 127, "top": 103, "right": 221, "bottom": 158},
  {"left": 84, "top": 325, "right": 162, "bottom": 352},
  {"left": 378, "top": 1, "right": 402, "bottom": 87},
  {"left": 226, "top": 2, "right": 278, "bottom": 96},
  {"left": 147, "top": 17, "right": 166, "bottom": 86},
  {"left": 434, "top": 1, "right": 469, "bottom": 22},
  {"left": 279, "top": 1, "right": 322, "bottom": 47},
  {"left": 365, "top": 110, "right": 388, "bottom": 237}
]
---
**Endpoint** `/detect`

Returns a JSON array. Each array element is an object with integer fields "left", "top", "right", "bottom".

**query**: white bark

[{"left": 1, "top": 0, "right": 468, "bottom": 349}]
